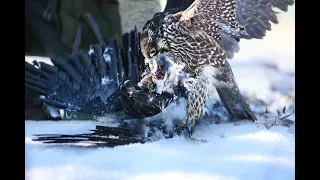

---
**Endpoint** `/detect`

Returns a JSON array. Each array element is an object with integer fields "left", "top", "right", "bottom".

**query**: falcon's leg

[
  {"left": 180, "top": 63, "right": 257, "bottom": 137},
  {"left": 181, "top": 70, "right": 210, "bottom": 137}
]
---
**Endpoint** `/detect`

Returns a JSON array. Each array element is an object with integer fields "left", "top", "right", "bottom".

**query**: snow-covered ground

[
  {"left": 25, "top": 120, "right": 294, "bottom": 180},
  {"left": 25, "top": 6, "right": 295, "bottom": 180}
]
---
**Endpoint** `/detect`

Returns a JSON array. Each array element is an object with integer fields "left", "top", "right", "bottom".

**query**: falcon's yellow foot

[
  {"left": 175, "top": 117, "right": 195, "bottom": 139},
  {"left": 137, "top": 74, "right": 155, "bottom": 91},
  {"left": 174, "top": 117, "right": 208, "bottom": 143}
]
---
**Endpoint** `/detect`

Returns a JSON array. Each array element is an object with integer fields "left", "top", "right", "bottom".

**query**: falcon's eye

[{"left": 150, "top": 48, "right": 157, "bottom": 57}]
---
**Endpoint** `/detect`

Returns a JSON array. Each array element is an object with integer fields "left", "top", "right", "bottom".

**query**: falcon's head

[
  {"left": 139, "top": 10, "right": 187, "bottom": 94},
  {"left": 140, "top": 12, "right": 171, "bottom": 82},
  {"left": 140, "top": 12, "right": 169, "bottom": 60},
  {"left": 140, "top": 9, "right": 183, "bottom": 79}
]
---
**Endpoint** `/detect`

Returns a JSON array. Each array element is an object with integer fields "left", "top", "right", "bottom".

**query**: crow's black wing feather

[
  {"left": 25, "top": 47, "right": 116, "bottom": 115},
  {"left": 25, "top": 29, "right": 175, "bottom": 119},
  {"left": 32, "top": 125, "right": 145, "bottom": 148}
]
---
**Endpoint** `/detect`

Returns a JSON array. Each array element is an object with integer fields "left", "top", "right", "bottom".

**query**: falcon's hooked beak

[
  {"left": 138, "top": 54, "right": 175, "bottom": 91},
  {"left": 151, "top": 54, "right": 173, "bottom": 80}
]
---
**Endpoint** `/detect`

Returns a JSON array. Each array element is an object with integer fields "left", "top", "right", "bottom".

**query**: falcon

[{"left": 138, "top": 0, "right": 294, "bottom": 136}]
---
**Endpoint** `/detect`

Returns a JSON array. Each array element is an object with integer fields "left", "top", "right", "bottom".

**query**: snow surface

[
  {"left": 25, "top": 56, "right": 53, "bottom": 66},
  {"left": 25, "top": 6, "right": 295, "bottom": 180},
  {"left": 25, "top": 120, "right": 294, "bottom": 180}
]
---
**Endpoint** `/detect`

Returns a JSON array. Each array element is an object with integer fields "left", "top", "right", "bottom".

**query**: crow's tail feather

[{"left": 32, "top": 125, "right": 145, "bottom": 148}]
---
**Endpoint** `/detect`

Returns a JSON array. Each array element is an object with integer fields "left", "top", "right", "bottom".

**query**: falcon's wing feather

[
  {"left": 164, "top": 0, "right": 195, "bottom": 11},
  {"left": 165, "top": 16, "right": 227, "bottom": 70},
  {"left": 176, "top": 0, "right": 294, "bottom": 58},
  {"left": 233, "top": 0, "right": 294, "bottom": 39}
]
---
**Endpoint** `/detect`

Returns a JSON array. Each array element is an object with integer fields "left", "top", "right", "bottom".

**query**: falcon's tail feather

[
  {"left": 220, "top": 31, "right": 240, "bottom": 59},
  {"left": 216, "top": 61, "right": 257, "bottom": 121}
]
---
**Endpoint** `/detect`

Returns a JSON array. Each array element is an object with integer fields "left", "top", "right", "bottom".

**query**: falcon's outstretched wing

[{"left": 176, "top": 0, "right": 294, "bottom": 58}]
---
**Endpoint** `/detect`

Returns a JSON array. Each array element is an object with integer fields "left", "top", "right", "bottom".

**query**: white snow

[
  {"left": 103, "top": 47, "right": 112, "bottom": 62},
  {"left": 25, "top": 6, "right": 295, "bottom": 180},
  {"left": 101, "top": 76, "right": 112, "bottom": 86},
  {"left": 25, "top": 56, "right": 53, "bottom": 66},
  {"left": 25, "top": 120, "right": 294, "bottom": 180}
]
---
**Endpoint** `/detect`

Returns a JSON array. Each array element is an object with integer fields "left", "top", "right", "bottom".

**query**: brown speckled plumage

[{"left": 139, "top": 0, "right": 294, "bottom": 135}]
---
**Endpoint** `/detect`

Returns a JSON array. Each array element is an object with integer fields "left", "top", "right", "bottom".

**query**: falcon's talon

[
  {"left": 174, "top": 117, "right": 193, "bottom": 137},
  {"left": 182, "top": 125, "right": 193, "bottom": 139},
  {"left": 178, "top": 117, "right": 195, "bottom": 139},
  {"left": 186, "top": 120, "right": 195, "bottom": 134},
  {"left": 138, "top": 74, "right": 155, "bottom": 90},
  {"left": 120, "top": 80, "right": 131, "bottom": 90}
]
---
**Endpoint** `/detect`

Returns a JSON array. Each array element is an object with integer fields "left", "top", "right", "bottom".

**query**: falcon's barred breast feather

[{"left": 139, "top": 0, "right": 294, "bottom": 136}]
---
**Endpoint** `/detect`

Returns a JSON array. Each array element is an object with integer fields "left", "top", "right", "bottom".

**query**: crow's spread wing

[{"left": 25, "top": 28, "right": 175, "bottom": 118}]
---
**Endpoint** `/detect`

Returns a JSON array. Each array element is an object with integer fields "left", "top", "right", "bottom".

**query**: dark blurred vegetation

[{"left": 25, "top": 0, "right": 123, "bottom": 120}]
